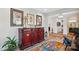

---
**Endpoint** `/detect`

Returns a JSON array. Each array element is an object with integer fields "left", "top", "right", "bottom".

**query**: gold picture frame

[
  {"left": 10, "top": 8, "right": 23, "bottom": 26},
  {"left": 36, "top": 15, "right": 42, "bottom": 26}
]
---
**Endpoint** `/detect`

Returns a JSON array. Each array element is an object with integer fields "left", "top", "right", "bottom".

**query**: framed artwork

[
  {"left": 27, "top": 14, "right": 34, "bottom": 25},
  {"left": 10, "top": 8, "right": 23, "bottom": 26},
  {"left": 36, "top": 15, "right": 42, "bottom": 26}
]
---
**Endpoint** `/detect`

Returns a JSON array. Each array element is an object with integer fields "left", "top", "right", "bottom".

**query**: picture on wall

[
  {"left": 10, "top": 8, "right": 23, "bottom": 26},
  {"left": 27, "top": 14, "right": 34, "bottom": 25},
  {"left": 36, "top": 15, "right": 42, "bottom": 26}
]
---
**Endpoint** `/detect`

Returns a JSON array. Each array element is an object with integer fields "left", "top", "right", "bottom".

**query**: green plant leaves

[
  {"left": 2, "top": 41, "right": 10, "bottom": 48},
  {"left": 6, "top": 37, "right": 12, "bottom": 41},
  {"left": 2, "top": 36, "right": 17, "bottom": 51}
]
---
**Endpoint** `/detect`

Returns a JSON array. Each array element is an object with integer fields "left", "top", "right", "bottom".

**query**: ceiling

[
  {"left": 33, "top": 8, "right": 79, "bottom": 16},
  {"left": 33, "top": 8, "right": 61, "bottom": 14}
]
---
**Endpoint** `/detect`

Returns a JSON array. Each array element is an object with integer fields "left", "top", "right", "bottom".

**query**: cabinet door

[
  {"left": 22, "top": 29, "right": 32, "bottom": 47},
  {"left": 38, "top": 28, "right": 44, "bottom": 42},
  {"left": 31, "top": 29, "right": 38, "bottom": 45}
]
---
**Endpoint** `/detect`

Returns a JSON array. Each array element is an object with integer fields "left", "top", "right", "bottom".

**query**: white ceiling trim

[{"left": 33, "top": 8, "right": 61, "bottom": 14}]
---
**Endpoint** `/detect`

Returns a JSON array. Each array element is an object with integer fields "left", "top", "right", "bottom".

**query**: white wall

[
  {"left": 0, "top": 8, "right": 46, "bottom": 50},
  {"left": 62, "top": 16, "right": 68, "bottom": 34}
]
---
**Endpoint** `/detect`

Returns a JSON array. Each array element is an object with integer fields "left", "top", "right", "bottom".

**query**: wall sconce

[{"left": 23, "top": 16, "right": 28, "bottom": 27}]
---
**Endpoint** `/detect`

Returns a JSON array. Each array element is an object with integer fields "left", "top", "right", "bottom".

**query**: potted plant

[{"left": 2, "top": 36, "right": 17, "bottom": 51}]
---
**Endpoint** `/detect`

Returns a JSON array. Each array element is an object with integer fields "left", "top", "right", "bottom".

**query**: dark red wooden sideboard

[{"left": 18, "top": 28, "right": 44, "bottom": 50}]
